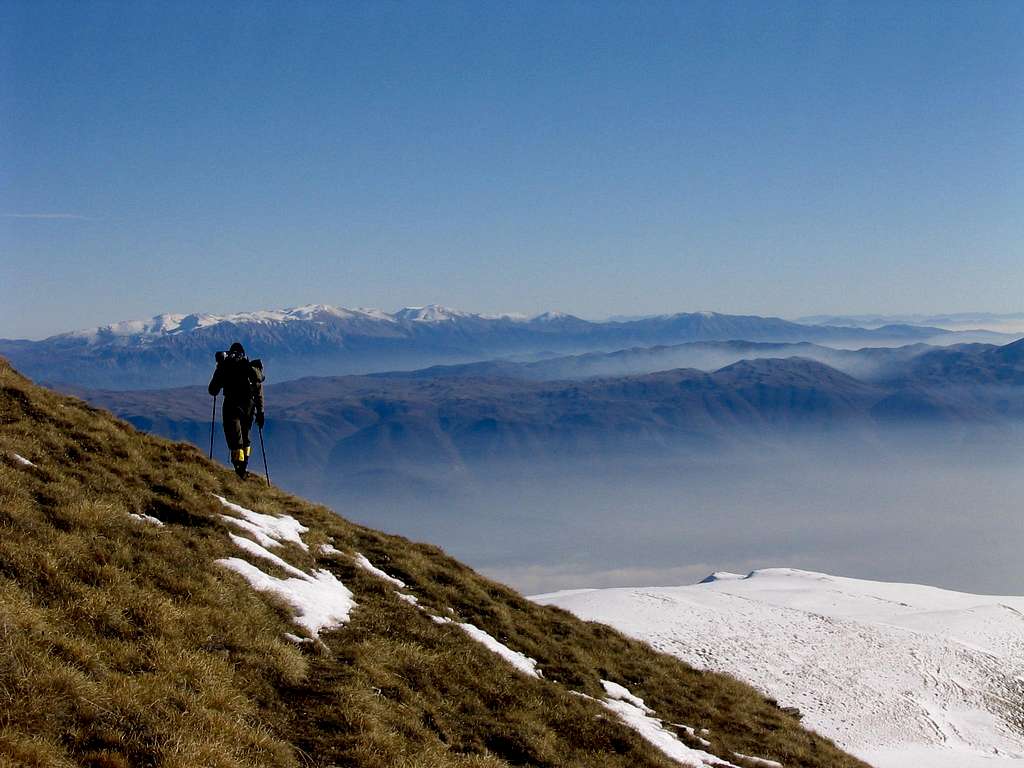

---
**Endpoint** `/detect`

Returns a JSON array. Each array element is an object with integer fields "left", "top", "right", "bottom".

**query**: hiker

[{"left": 208, "top": 342, "right": 265, "bottom": 478}]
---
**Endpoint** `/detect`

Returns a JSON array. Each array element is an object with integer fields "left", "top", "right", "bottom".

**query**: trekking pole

[
  {"left": 209, "top": 395, "right": 217, "bottom": 459},
  {"left": 258, "top": 424, "right": 271, "bottom": 486}
]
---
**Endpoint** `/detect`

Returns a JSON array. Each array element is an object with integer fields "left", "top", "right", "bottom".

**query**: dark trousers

[{"left": 222, "top": 399, "right": 254, "bottom": 454}]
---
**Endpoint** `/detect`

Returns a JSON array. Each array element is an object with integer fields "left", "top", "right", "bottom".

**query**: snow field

[{"left": 535, "top": 568, "right": 1024, "bottom": 768}]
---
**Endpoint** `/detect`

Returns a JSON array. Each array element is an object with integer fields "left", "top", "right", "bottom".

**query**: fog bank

[{"left": 308, "top": 433, "right": 1024, "bottom": 596}]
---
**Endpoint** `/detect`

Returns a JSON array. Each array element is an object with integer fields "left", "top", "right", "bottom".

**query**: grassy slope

[{"left": 0, "top": 359, "right": 870, "bottom": 768}]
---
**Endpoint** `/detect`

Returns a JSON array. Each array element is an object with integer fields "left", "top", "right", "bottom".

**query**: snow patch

[
  {"left": 673, "top": 724, "right": 711, "bottom": 748},
  {"left": 427, "top": 614, "right": 541, "bottom": 678},
  {"left": 228, "top": 533, "right": 308, "bottom": 579},
  {"left": 217, "top": 557, "right": 355, "bottom": 637},
  {"left": 353, "top": 552, "right": 406, "bottom": 587},
  {"left": 215, "top": 495, "right": 353, "bottom": 638},
  {"left": 601, "top": 680, "right": 648, "bottom": 710},
  {"left": 732, "top": 755, "right": 782, "bottom": 768},
  {"left": 454, "top": 622, "right": 542, "bottom": 679},
  {"left": 11, "top": 453, "right": 35, "bottom": 467},
  {"left": 128, "top": 513, "right": 164, "bottom": 527},
  {"left": 598, "top": 681, "right": 739, "bottom": 767},
  {"left": 214, "top": 494, "right": 309, "bottom": 550},
  {"left": 396, "top": 592, "right": 419, "bottom": 606},
  {"left": 318, "top": 542, "right": 344, "bottom": 557}
]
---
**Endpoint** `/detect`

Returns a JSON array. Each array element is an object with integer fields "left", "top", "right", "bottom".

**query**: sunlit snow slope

[{"left": 534, "top": 568, "right": 1024, "bottom": 768}]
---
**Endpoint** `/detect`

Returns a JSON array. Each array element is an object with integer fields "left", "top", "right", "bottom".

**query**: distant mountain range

[
  {"left": 798, "top": 311, "right": 1024, "bottom": 334},
  {"left": 78, "top": 357, "right": 886, "bottom": 493},
  {"left": 3, "top": 303, "right": 1013, "bottom": 390},
  {"left": 372, "top": 339, "right": 938, "bottom": 383},
  {"left": 80, "top": 340, "right": 1024, "bottom": 498}
]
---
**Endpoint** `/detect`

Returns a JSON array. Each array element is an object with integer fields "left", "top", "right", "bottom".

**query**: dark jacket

[{"left": 208, "top": 354, "right": 265, "bottom": 413}]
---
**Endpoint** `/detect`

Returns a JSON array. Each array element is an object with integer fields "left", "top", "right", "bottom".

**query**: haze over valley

[{"left": 27, "top": 301, "right": 1024, "bottom": 596}]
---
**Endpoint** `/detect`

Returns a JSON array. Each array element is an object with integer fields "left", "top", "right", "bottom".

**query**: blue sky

[{"left": 2, "top": 1, "right": 1023, "bottom": 339}]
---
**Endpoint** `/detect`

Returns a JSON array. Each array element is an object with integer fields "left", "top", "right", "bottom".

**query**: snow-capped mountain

[
  {"left": 534, "top": 568, "right": 1024, "bottom": 768},
  {"left": 59, "top": 304, "right": 473, "bottom": 344},
  {"left": 2, "top": 303, "right": 1011, "bottom": 389},
  {"left": 391, "top": 305, "right": 528, "bottom": 323}
]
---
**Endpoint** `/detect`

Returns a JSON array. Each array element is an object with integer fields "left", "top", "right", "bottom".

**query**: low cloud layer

[{"left": 321, "top": 432, "right": 1024, "bottom": 596}]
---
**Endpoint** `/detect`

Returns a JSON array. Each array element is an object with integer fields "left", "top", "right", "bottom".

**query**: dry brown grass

[{"left": 0, "top": 358, "right": 871, "bottom": 768}]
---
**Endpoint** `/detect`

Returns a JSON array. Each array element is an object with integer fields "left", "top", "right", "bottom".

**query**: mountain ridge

[
  {"left": 370, "top": 340, "right": 939, "bottom": 383},
  {"left": 4, "top": 304, "right": 1009, "bottom": 390},
  {"left": 78, "top": 353, "right": 1023, "bottom": 504}
]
